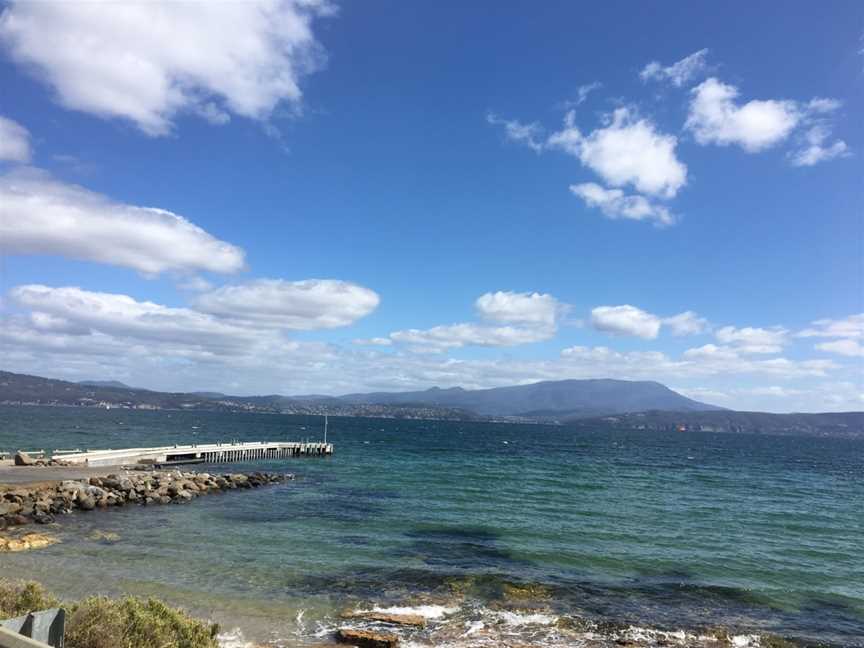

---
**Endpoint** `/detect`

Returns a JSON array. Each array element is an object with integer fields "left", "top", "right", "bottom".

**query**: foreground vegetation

[{"left": 0, "top": 580, "right": 219, "bottom": 648}]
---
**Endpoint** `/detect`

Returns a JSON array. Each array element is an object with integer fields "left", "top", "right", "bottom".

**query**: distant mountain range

[
  {"left": 1, "top": 369, "right": 861, "bottom": 437},
  {"left": 339, "top": 379, "right": 722, "bottom": 417}
]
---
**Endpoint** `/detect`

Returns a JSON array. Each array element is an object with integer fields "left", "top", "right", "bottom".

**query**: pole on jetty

[{"left": 324, "top": 414, "right": 328, "bottom": 444}]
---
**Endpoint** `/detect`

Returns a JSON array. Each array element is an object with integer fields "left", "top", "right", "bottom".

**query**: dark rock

[
  {"left": 78, "top": 495, "right": 96, "bottom": 511},
  {"left": 14, "top": 451, "right": 35, "bottom": 466},
  {"left": 335, "top": 629, "right": 399, "bottom": 648}
]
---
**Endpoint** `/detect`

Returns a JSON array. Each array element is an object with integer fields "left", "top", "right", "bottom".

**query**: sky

[{"left": 0, "top": 0, "right": 862, "bottom": 412}]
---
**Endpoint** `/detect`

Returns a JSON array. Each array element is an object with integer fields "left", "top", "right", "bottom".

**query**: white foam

[
  {"left": 493, "top": 610, "right": 557, "bottom": 626},
  {"left": 368, "top": 604, "right": 458, "bottom": 619},
  {"left": 462, "top": 620, "right": 485, "bottom": 636},
  {"left": 217, "top": 628, "right": 254, "bottom": 648}
]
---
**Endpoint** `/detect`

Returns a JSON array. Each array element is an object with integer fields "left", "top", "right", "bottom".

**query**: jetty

[{"left": 50, "top": 441, "right": 333, "bottom": 468}]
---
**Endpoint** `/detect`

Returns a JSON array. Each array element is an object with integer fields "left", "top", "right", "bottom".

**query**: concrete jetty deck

[{"left": 52, "top": 441, "right": 333, "bottom": 467}]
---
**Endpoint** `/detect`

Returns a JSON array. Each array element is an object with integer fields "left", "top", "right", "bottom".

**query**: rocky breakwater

[{"left": 0, "top": 470, "right": 292, "bottom": 545}]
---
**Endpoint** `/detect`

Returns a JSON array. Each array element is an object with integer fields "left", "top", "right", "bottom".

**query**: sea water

[{"left": 1, "top": 406, "right": 862, "bottom": 646}]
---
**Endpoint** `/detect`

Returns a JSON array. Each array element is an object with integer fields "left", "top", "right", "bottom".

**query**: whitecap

[
  {"left": 493, "top": 610, "right": 557, "bottom": 626},
  {"left": 368, "top": 604, "right": 458, "bottom": 619}
]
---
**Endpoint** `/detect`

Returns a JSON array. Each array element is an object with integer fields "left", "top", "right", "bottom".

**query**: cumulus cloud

[
  {"left": 681, "top": 343, "right": 834, "bottom": 378},
  {"left": 686, "top": 78, "right": 801, "bottom": 152},
  {"left": 570, "top": 182, "right": 673, "bottom": 226},
  {"left": 2, "top": 285, "right": 853, "bottom": 410},
  {"left": 590, "top": 305, "right": 709, "bottom": 339},
  {"left": 591, "top": 305, "right": 662, "bottom": 339},
  {"left": 548, "top": 107, "right": 687, "bottom": 198},
  {"left": 486, "top": 113, "right": 545, "bottom": 152},
  {"left": 795, "top": 313, "right": 864, "bottom": 338},
  {"left": 814, "top": 339, "right": 864, "bottom": 358},
  {"left": 640, "top": 48, "right": 709, "bottom": 87},
  {"left": 797, "top": 314, "right": 864, "bottom": 339},
  {"left": 390, "top": 322, "right": 555, "bottom": 351},
  {"left": 663, "top": 311, "right": 709, "bottom": 336},
  {"left": 0, "top": 115, "right": 30, "bottom": 161},
  {"left": 381, "top": 291, "right": 564, "bottom": 351},
  {"left": 0, "top": 0, "right": 332, "bottom": 135},
  {"left": 8, "top": 285, "right": 260, "bottom": 354},
  {"left": 0, "top": 168, "right": 245, "bottom": 275},
  {"left": 714, "top": 325, "right": 788, "bottom": 354},
  {"left": 475, "top": 291, "right": 563, "bottom": 326},
  {"left": 192, "top": 279, "right": 380, "bottom": 330},
  {"left": 789, "top": 123, "right": 850, "bottom": 167}
]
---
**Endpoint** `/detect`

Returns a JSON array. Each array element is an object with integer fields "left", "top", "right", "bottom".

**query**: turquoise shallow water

[{"left": 1, "top": 406, "right": 862, "bottom": 646}]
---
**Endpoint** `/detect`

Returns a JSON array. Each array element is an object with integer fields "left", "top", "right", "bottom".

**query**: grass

[{"left": 0, "top": 580, "right": 220, "bottom": 648}]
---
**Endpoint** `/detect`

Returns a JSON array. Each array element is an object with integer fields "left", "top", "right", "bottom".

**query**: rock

[
  {"left": 0, "top": 502, "right": 23, "bottom": 516},
  {"left": 88, "top": 530, "right": 121, "bottom": 543},
  {"left": 78, "top": 495, "right": 96, "bottom": 511},
  {"left": 14, "top": 451, "right": 35, "bottom": 466},
  {"left": 335, "top": 629, "right": 399, "bottom": 648},
  {"left": 0, "top": 532, "right": 59, "bottom": 552},
  {"left": 33, "top": 511, "right": 54, "bottom": 524}
]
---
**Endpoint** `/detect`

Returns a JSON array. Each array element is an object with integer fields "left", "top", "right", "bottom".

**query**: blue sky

[{"left": 0, "top": 0, "right": 861, "bottom": 411}]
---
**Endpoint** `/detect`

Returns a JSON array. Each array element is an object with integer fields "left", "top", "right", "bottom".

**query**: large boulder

[
  {"left": 13, "top": 451, "right": 35, "bottom": 466},
  {"left": 335, "top": 629, "right": 399, "bottom": 648},
  {"left": 0, "top": 502, "right": 23, "bottom": 517}
]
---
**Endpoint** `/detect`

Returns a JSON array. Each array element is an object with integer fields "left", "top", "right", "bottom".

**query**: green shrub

[
  {"left": 0, "top": 579, "right": 59, "bottom": 618},
  {"left": 65, "top": 596, "right": 220, "bottom": 648}
]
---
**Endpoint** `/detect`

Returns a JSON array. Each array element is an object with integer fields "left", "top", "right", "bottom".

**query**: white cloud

[
  {"left": 686, "top": 78, "right": 801, "bottom": 152},
  {"left": 789, "top": 124, "right": 849, "bottom": 167},
  {"left": 0, "top": 115, "right": 30, "bottom": 162},
  {"left": 382, "top": 290, "right": 563, "bottom": 351},
  {"left": 353, "top": 337, "right": 392, "bottom": 347},
  {"left": 486, "top": 113, "right": 544, "bottom": 152},
  {"left": 591, "top": 305, "right": 662, "bottom": 339},
  {"left": 815, "top": 339, "right": 864, "bottom": 358},
  {"left": 714, "top": 325, "right": 789, "bottom": 354},
  {"left": 8, "top": 285, "right": 262, "bottom": 354},
  {"left": 548, "top": 107, "right": 687, "bottom": 198},
  {"left": 475, "top": 291, "right": 563, "bottom": 326},
  {"left": 390, "top": 322, "right": 555, "bottom": 351},
  {"left": 574, "top": 82, "right": 602, "bottom": 105},
  {"left": 640, "top": 48, "right": 709, "bottom": 87},
  {"left": 663, "top": 311, "right": 709, "bottom": 336},
  {"left": 177, "top": 276, "right": 215, "bottom": 293},
  {"left": 681, "top": 343, "right": 835, "bottom": 378},
  {"left": 797, "top": 314, "right": 864, "bottom": 339},
  {"left": 192, "top": 279, "right": 380, "bottom": 330},
  {"left": 570, "top": 182, "right": 674, "bottom": 226},
  {"left": 807, "top": 98, "right": 842, "bottom": 114},
  {"left": 2, "top": 287, "right": 854, "bottom": 410},
  {"left": 0, "top": 168, "right": 245, "bottom": 275},
  {"left": 0, "top": 0, "right": 332, "bottom": 135}
]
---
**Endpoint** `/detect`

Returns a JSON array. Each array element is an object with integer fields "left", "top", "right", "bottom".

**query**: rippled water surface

[{"left": 1, "top": 406, "right": 862, "bottom": 646}]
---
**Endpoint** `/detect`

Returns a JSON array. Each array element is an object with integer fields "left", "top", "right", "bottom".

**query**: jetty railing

[
  {"left": 51, "top": 441, "right": 333, "bottom": 467},
  {"left": 0, "top": 628, "right": 53, "bottom": 648}
]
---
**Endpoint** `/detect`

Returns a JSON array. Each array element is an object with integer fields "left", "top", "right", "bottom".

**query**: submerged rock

[
  {"left": 0, "top": 531, "right": 59, "bottom": 552},
  {"left": 335, "top": 628, "right": 399, "bottom": 648}
]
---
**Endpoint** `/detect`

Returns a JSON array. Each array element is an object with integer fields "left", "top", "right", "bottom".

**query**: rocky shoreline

[{"left": 0, "top": 469, "right": 292, "bottom": 539}]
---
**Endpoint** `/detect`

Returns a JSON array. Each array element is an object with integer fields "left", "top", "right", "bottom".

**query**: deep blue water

[{"left": 1, "top": 406, "right": 862, "bottom": 647}]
